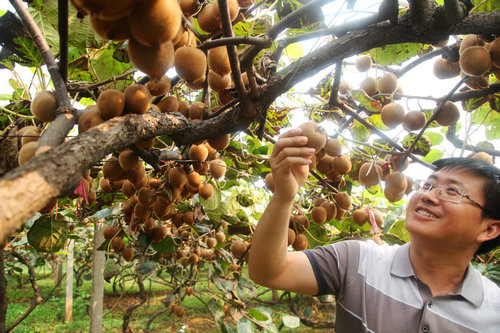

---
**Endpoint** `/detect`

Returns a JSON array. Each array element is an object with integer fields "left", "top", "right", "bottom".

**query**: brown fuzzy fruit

[
  {"left": 403, "top": 111, "right": 426, "bottom": 132},
  {"left": 360, "top": 77, "right": 377, "bottom": 96},
  {"left": 490, "top": 37, "right": 500, "bottom": 68},
  {"left": 434, "top": 101, "right": 459, "bottom": 127},
  {"left": 299, "top": 121, "right": 327, "bottom": 152},
  {"left": 198, "top": 183, "right": 214, "bottom": 199},
  {"left": 352, "top": 208, "right": 369, "bottom": 226},
  {"left": 231, "top": 240, "right": 246, "bottom": 258},
  {"left": 188, "top": 171, "right": 203, "bottom": 188},
  {"left": 90, "top": 16, "right": 130, "bottom": 41},
  {"left": 189, "top": 144, "right": 209, "bottom": 161},
  {"left": 311, "top": 206, "right": 327, "bottom": 225},
  {"left": 433, "top": 58, "right": 460, "bottom": 79},
  {"left": 373, "top": 209, "right": 384, "bottom": 227},
  {"left": 208, "top": 46, "right": 231, "bottom": 76},
  {"left": 134, "top": 202, "right": 151, "bottom": 219},
  {"left": 197, "top": 4, "right": 221, "bottom": 33},
  {"left": 459, "top": 34, "right": 484, "bottom": 54},
  {"left": 332, "top": 155, "right": 352, "bottom": 174},
  {"left": 73, "top": 0, "right": 134, "bottom": 20},
  {"left": 121, "top": 180, "right": 136, "bottom": 198},
  {"left": 31, "top": 90, "right": 57, "bottom": 122},
  {"left": 158, "top": 96, "right": 179, "bottom": 113},
  {"left": 99, "top": 177, "right": 113, "bottom": 193},
  {"left": 174, "top": 305, "right": 185, "bottom": 318},
  {"left": 207, "top": 237, "right": 217, "bottom": 248},
  {"left": 339, "top": 80, "right": 352, "bottom": 93},
  {"left": 128, "top": 37, "right": 174, "bottom": 80},
  {"left": 381, "top": 103, "right": 405, "bottom": 128},
  {"left": 264, "top": 173, "right": 275, "bottom": 192},
  {"left": 122, "top": 247, "right": 134, "bottom": 261},
  {"left": 180, "top": 0, "right": 198, "bottom": 17},
  {"left": 103, "top": 157, "right": 127, "bottom": 181},
  {"left": 151, "top": 225, "right": 168, "bottom": 243},
  {"left": 293, "top": 215, "right": 310, "bottom": 233},
  {"left": 118, "top": 149, "right": 139, "bottom": 171},
  {"left": 208, "top": 70, "right": 231, "bottom": 92},
  {"left": 138, "top": 187, "right": 154, "bottom": 207},
  {"left": 208, "top": 133, "right": 231, "bottom": 150},
  {"left": 215, "top": 231, "right": 226, "bottom": 243},
  {"left": 136, "top": 138, "right": 155, "bottom": 150},
  {"left": 287, "top": 228, "right": 296, "bottom": 246},
  {"left": 174, "top": 47, "right": 207, "bottom": 82},
  {"left": 324, "top": 138, "right": 342, "bottom": 157},
  {"left": 384, "top": 188, "right": 405, "bottom": 202},
  {"left": 377, "top": 72, "right": 398, "bottom": 94},
  {"left": 471, "top": 152, "right": 493, "bottom": 164},
  {"left": 78, "top": 110, "right": 104, "bottom": 133},
  {"left": 103, "top": 226, "right": 119, "bottom": 240},
  {"left": 359, "top": 162, "right": 383, "bottom": 187},
  {"left": 335, "top": 192, "right": 352, "bottom": 210},
  {"left": 97, "top": 89, "right": 124, "bottom": 120},
  {"left": 459, "top": 46, "right": 492, "bottom": 76},
  {"left": 212, "top": 0, "right": 239, "bottom": 22},
  {"left": 292, "top": 234, "right": 308, "bottom": 251},
  {"left": 169, "top": 167, "right": 187, "bottom": 188},
  {"left": 321, "top": 202, "right": 337, "bottom": 221},
  {"left": 124, "top": 84, "right": 151, "bottom": 114},
  {"left": 385, "top": 171, "right": 407, "bottom": 194},
  {"left": 189, "top": 102, "right": 206, "bottom": 120},
  {"left": 111, "top": 237, "right": 125, "bottom": 252},
  {"left": 20, "top": 127, "right": 40, "bottom": 146},
  {"left": 209, "top": 159, "right": 226, "bottom": 179},
  {"left": 146, "top": 76, "right": 171, "bottom": 96},
  {"left": 128, "top": 0, "right": 182, "bottom": 46},
  {"left": 355, "top": 55, "right": 372, "bottom": 72},
  {"left": 18, "top": 141, "right": 38, "bottom": 165}
]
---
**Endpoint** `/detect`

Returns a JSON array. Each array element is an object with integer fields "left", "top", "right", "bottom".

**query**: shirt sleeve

[{"left": 303, "top": 240, "right": 361, "bottom": 296}]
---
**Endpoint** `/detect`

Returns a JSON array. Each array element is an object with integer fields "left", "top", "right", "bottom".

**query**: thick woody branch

[
  {"left": 198, "top": 36, "right": 272, "bottom": 51},
  {"left": 443, "top": 0, "right": 467, "bottom": 24},
  {"left": 446, "top": 126, "right": 500, "bottom": 157}
]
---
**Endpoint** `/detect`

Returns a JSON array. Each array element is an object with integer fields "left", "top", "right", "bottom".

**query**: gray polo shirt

[{"left": 304, "top": 240, "right": 500, "bottom": 332}]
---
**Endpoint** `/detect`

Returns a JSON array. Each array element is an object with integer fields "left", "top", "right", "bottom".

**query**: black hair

[{"left": 432, "top": 157, "right": 500, "bottom": 255}]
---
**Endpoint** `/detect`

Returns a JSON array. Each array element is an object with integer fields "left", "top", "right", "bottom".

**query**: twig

[
  {"left": 0, "top": 105, "right": 35, "bottom": 119},
  {"left": 122, "top": 272, "right": 147, "bottom": 333},
  {"left": 66, "top": 70, "right": 136, "bottom": 93},
  {"left": 58, "top": 0, "right": 68, "bottom": 83}
]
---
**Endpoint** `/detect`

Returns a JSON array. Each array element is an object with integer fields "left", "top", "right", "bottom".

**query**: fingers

[{"left": 272, "top": 128, "right": 310, "bottom": 159}]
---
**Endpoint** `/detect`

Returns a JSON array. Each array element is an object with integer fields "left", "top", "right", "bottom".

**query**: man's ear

[{"left": 477, "top": 219, "right": 500, "bottom": 242}]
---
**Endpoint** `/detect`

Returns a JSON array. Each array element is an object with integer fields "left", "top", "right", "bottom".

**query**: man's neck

[{"left": 409, "top": 242, "right": 473, "bottom": 296}]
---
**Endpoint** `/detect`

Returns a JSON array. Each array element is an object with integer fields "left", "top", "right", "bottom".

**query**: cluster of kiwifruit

[
  {"left": 352, "top": 55, "right": 403, "bottom": 98},
  {"left": 433, "top": 35, "right": 500, "bottom": 89},
  {"left": 351, "top": 208, "right": 384, "bottom": 228}
]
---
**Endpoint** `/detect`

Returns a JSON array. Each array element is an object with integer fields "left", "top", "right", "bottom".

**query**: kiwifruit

[
  {"left": 73, "top": 0, "right": 134, "bottom": 20},
  {"left": 183, "top": 211, "right": 195, "bottom": 225},
  {"left": 103, "top": 225, "right": 119, "bottom": 240},
  {"left": 189, "top": 144, "right": 209, "bottom": 161},
  {"left": 99, "top": 177, "right": 113, "bottom": 192},
  {"left": 128, "top": 37, "right": 174, "bottom": 80},
  {"left": 231, "top": 240, "right": 246, "bottom": 257},
  {"left": 111, "top": 237, "right": 125, "bottom": 252},
  {"left": 198, "top": 183, "right": 214, "bottom": 199},
  {"left": 103, "top": 157, "right": 127, "bottom": 181},
  {"left": 338, "top": 80, "right": 352, "bottom": 94},
  {"left": 459, "top": 46, "right": 492, "bottom": 76},
  {"left": 208, "top": 70, "right": 231, "bottom": 92},
  {"left": 174, "top": 305, "right": 185, "bottom": 318},
  {"left": 153, "top": 199, "right": 171, "bottom": 217},
  {"left": 174, "top": 28, "right": 197, "bottom": 49},
  {"left": 384, "top": 188, "right": 405, "bottom": 202},
  {"left": 384, "top": 171, "right": 407, "bottom": 194},
  {"left": 373, "top": 209, "right": 384, "bottom": 227},
  {"left": 128, "top": 0, "right": 181, "bottom": 46},
  {"left": 218, "top": 88, "right": 236, "bottom": 105},
  {"left": 264, "top": 173, "right": 275, "bottom": 192},
  {"left": 194, "top": 162, "right": 209, "bottom": 175},
  {"left": 471, "top": 151, "right": 493, "bottom": 164},
  {"left": 335, "top": 205, "right": 346, "bottom": 220},
  {"left": 188, "top": 253, "right": 199, "bottom": 264},
  {"left": 208, "top": 46, "right": 231, "bottom": 76},
  {"left": 18, "top": 141, "right": 38, "bottom": 165},
  {"left": 316, "top": 156, "right": 333, "bottom": 175},
  {"left": 124, "top": 84, "right": 151, "bottom": 114},
  {"left": 31, "top": 90, "right": 57, "bottom": 122},
  {"left": 97, "top": 89, "right": 124, "bottom": 120},
  {"left": 332, "top": 155, "right": 352, "bottom": 174},
  {"left": 174, "top": 47, "right": 207, "bottom": 82},
  {"left": 433, "top": 58, "right": 460, "bottom": 79},
  {"left": 214, "top": 231, "right": 225, "bottom": 243},
  {"left": 311, "top": 206, "right": 327, "bottom": 224},
  {"left": 180, "top": 0, "right": 198, "bottom": 17},
  {"left": 207, "top": 237, "right": 217, "bottom": 248},
  {"left": 292, "top": 234, "right": 308, "bottom": 251},
  {"left": 490, "top": 37, "right": 500, "bottom": 68},
  {"left": 381, "top": 103, "right": 405, "bottom": 128},
  {"left": 171, "top": 212, "right": 184, "bottom": 228},
  {"left": 187, "top": 171, "right": 202, "bottom": 188},
  {"left": 128, "top": 164, "right": 146, "bottom": 184},
  {"left": 335, "top": 192, "right": 352, "bottom": 210},
  {"left": 78, "top": 110, "right": 104, "bottom": 133},
  {"left": 403, "top": 110, "right": 426, "bottom": 132},
  {"left": 358, "top": 162, "right": 383, "bottom": 187},
  {"left": 237, "top": 0, "right": 254, "bottom": 8},
  {"left": 118, "top": 149, "right": 139, "bottom": 171},
  {"left": 293, "top": 215, "right": 310, "bottom": 233},
  {"left": 135, "top": 138, "right": 155, "bottom": 150},
  {"left": 360, "top": 77, "right": 377, "bottom": 96},
  {"left": 377, "top": 72, "right": 398, "bottom": 94},
  {"left": 146, "top": 76, "right": 171, "bottom": 96},
  {"left": 321, "top": 202, "right": 337, "bottom": 221},
  {"left": 389, "top": 155, "right": 409, "bottom": 171},
  {"left": 186, "top": 74, "right": 206, "bottom": 90},
  {"left": 299, "top": 121, "right": 327, "bottom": 152},
  {"left": 134, "top": 202, "right": 151, "bottom": 219},
  {"left": 90, "top": 16, "right": 130, "bottom": 41},
  {"left": 110, "top": 179, "right": 125, "bottom": 192},
  {"left": 208, "top": 133, "right": 231, "bottom": 151},
  {"left": 287, "top": 228, "right": 296, "bottom": 246},
  {"left": 434, "top": 101, "right": 459, "bottom": 126},
  {"left": 324, "top": 138, "right": 342, "bottom": 157},
  {"left": 169, "top": 167, "right": 187, "bottom": 188},
  {"left": 465, "top": 74, "right": 490, "bottom": 90},
  {"left": 177, "top": 100, "right": 189, "bottom": 117},
  {"left": 459, "top": 34, "right": 484, "bottom": 55},
  {"left": 209, "top": 159, "right": 227, "bottom": 179},
  {"left": 121, "top": 179, "right": 136, "bottom": 198},
  {"left": 189, "top": 102, "right": 206, "bottom": 120},
  {"left": 197, "top": 4, "right": 222, "bottom": 33},
  {"left": 121, "top": 197, "right": 137, "bottom": 215},
  {"left": 158, "top": 96, "right": 179, "bottom": 113},
  {"left": 355, "top": 55, "right": 372, "bottom": 72},
  {"left": 122, "top": 247, "right": 134, "bottom": 261},
  {"left": 212, "top": 0, "right": 239, "bottom": 22},
  {"left": 352, "top": 208, "right": 368, "bottom": 226},
  {"left": 20, "top": 127, "right": 40, "bottom": 146},
  {"left": 138, "top": 187, "right": 154, "bottom": 207},
  {"left": 151, "top": 225, "right": 168, "bottom": 243}
]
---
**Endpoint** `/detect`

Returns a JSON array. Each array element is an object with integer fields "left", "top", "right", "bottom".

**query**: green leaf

[
  {"left": 151, "top": 236, "right": 178, "bottom": 254},
  {"left": 369, "top": 43, "right": 432, "bottom": 66},
  {"left": 252, "top": 145, "right": 269, "bottom": 155},
  {"left": 368, "top": 114, "right": 389, "bottom": 131},
  {"left": 484, "top": 263, "right": 500, "bottom": 286},
  {"left": 248, "top": 308, "right": 270, "bottom": 323},
  {"left": 89, "top": 48, "right": 132, "bottom": 91},
  {"left": 401, "top": 134, "right": 431, "bottom": 156},
  {"left": 13, "top": 37, "right": 44, "bottom": 67},
  {"left": 389, "top": 220, "right": 410, "bottom": 242},
  {"left": 282, "top": 314, "right": 300, "bottom": 328},
  {"left": 485, "top": 118, "right": 500, "bottom": 140},
  {"left": 139, "top": 261, "right": 157, "bottom": 274},
  {"left": 27, "top": 216, "right": 68, "bottom": 252},
  {"left": 423, "top": 131, "right": 443, "bottom": 145},
  {"left": 422, "top": 148, "right": 443, "bottom": 163},
  {"left": 463, "top": 95, "right": 489, "bottom": 112},
  {"left": 103, "top": 260, "right": 120, "bottom": 281},
  {"left": 351, "top": 89, "right": 382, "bottom": 113},
  {"left": 236, "top": 318, "right": 254, "bottom": 333},
  {"left": 283, "top": 43, "right": 304, "bottom": 60},
  {"left": 28, "top": 4, "right": 60, "bottom": 54},
  {"left": 352, "top": 120, "right": 370, "bottom": 141},
  {"left": 92, "top": 208, "right": 115, "bottom": 219}
]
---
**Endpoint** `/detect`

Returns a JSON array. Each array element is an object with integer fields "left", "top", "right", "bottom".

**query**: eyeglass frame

[{"left": 413, "top": 179, "right": 485, "bottom": 210}]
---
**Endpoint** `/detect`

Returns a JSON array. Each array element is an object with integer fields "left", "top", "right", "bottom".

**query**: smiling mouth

[{"left": 416, "top": 209, "right": 438, "bottom": 218}]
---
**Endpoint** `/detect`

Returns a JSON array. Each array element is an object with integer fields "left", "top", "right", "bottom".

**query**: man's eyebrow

[{"left": 427, "top": 173, "right": 465, "bottom": 187}]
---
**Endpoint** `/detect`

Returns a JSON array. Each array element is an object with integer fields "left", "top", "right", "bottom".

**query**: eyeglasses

[{"left": 413, "top": 180, "right": 484, "bottom": 210}]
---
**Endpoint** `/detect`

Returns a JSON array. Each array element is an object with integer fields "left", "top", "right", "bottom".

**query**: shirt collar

[{"left": 390, "top": 242, "right": 484, "bottom": 307}]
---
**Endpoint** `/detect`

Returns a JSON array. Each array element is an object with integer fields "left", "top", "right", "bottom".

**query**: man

[{"left": 248, "top": 128, "right": 500, "bottom": 332}]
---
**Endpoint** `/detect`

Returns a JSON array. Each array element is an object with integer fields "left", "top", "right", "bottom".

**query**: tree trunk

[
  {"left": 89, "top": 222, "right": 105, "bottom": 333},
  {"left": 0, "top": 251, "right": 7, "bottom": 333},
  {"left": 53, "top": 255, "right": 63, "bottom": 288},
  {"left": 65, "top": 239, "right": 74, "bottom": 323}
]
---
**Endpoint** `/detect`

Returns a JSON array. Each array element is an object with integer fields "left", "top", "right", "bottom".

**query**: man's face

[{"left": 406, "top": 168, "right": 487, "bottom": 249}]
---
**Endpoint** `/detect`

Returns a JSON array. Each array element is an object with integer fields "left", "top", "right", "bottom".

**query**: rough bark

[{"left": 89, "top": 223, "right": 105, "bottom": 333}]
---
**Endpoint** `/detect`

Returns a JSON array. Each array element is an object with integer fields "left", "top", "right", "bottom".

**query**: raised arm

[{"left": 248, "top": 128, "right": 318, "bottom": 295}]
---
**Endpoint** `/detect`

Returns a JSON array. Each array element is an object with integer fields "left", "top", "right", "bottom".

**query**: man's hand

[{"left": 270, "top": 128, "right": 316, "bottom": 203}]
